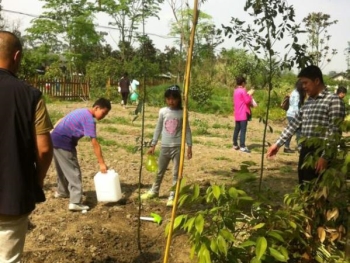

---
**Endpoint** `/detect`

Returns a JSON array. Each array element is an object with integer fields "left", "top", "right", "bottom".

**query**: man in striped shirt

[
  {"left": 51, "top": 98, "right": 111, "bottom": 211},
  {"left": 267, "top": 65, "right": 345, "bottom": 186}
]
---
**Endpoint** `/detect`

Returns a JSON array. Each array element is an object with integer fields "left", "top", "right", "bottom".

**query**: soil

[{"left": 22, "top": 101, "right": 300, "bottom": 263}]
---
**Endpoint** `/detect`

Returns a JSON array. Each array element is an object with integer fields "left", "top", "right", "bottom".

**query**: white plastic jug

[{"left": 94, "top": 169, "right": 122, "bottom": 202}]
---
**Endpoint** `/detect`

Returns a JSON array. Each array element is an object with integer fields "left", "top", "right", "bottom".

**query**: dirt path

[{"left": 22, "top": 101, "right": 300, "bottom": 263}]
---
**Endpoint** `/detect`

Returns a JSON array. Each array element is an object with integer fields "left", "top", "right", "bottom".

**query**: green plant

[
  {"left": 190, "top": 77, "right": 214, "bottom": 105},
  {"left": 192, "top": 119, "right": 209, "bottom": 135},
  {"left": 171, "top": 183, "right": 308, "bottom": 263},
  {"left": 101, "top": 126, "right": 119, "bottom": 133},
  {"left": 48, "top": 110, "right": 65, "bottom": 125},
  {"left": 98, "top": 137, "right": 118, "bottom": 146}
]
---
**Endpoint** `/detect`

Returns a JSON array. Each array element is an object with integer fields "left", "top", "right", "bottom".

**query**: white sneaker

[
  {"left": 240, "top": 147, "right": 250, "bottom": 153},
  {"left": 68, "top": 203, "right": 89, "bottom": 211}
]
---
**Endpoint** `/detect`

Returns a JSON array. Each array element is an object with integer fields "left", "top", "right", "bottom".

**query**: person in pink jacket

[{"left": 232, "top": 76, "right": 254, "bottom": 153}]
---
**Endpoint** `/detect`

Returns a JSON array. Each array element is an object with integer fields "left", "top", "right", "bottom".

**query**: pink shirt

[{"left": 233, "top": 86, "right": 252, "bottom": 121}]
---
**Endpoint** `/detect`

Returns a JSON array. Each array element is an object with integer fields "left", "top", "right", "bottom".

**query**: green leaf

[
  {"left": 184, "top": 217, "right": 196, "bottom": 232},
  {"left": 255, "top": 236, "right": 267, "bottom": 260},
  {"left": 252, "top": 223, "right": 265, "bottom": 230},
  {"left": 268, "top": 230, "right": 284, "bottom": 242},
  {"left": 210, "top": 239, "right": 218, "bottom": 254},
  {"left": 250, "top": 257, "right": 261, "bottom": 263},
  {"left": 199, "top": 244, "right": 211, "bottom": 263},
  {"left": 219, "top": 229, "right": 235, "bottom": 241},
  {"left": 228, "top": 187, "right": 238, "bottom": 198},
  {"left": 195, "top": 214, "right": 204, "bottom": 234},
  {"left": 241, "top": 240, "right": 256, "bottom": 247},
  {"left": 239, "top": 196, "right": 254, "bottom": 201},
  {"left": 279, "top": 246, "right": 289, "bottom": 260},
  {"left": 193, "top": 184, "right": 200, "bottom": 198},
  {"left": 212, "top": 185, "right": 221, "bottom": 200},
  {"left": 289, "top": 221, "right": 297, "bottom": 229},
  {"left": 150, "top": 213, "right": 163, "bottom": 225},
  {"left": 269, "top": 247, "right": 287, "bottom": 262},
  {"left": 173, "top": 215, "right": 184, "bottom": 229},
  {"left": 217, "top": 235, "right": 228, "bottom": 256}
]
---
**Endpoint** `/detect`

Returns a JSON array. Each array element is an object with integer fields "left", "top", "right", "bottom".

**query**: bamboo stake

[{"left": 162, "top": 1, "right": 199, "bottom": 262}]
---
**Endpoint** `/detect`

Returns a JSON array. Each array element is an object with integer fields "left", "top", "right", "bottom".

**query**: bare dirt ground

[{"left": 22, "top": 101, "right": 300, "bottom": 263}]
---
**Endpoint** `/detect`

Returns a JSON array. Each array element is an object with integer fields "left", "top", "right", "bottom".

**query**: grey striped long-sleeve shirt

[
  {"left": 151, "top": 107, "right": 192, "bottom": 147},
  {"left": 276, "top": 89, "right": 345, "bottom": 149}
]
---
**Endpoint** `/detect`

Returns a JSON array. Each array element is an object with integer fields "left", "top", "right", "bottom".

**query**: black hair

[
  {"left": 164, "top": 85, "right": 182, "bottom": 109},
  {"left": 0, "top": 31, "right": 23, "bottom": 57},
  {"left": 297, "top": 65, "right": 324, "bottom": 84},
  {"left": 336, "top": 86, "right": 347, "bottom": 95},
  {"left": 236, "top": 76, "right": 246, "bottom": 86},
  {"left": 93, "top": 98, "right": 112, "bottom": 110},
  {"left": 295, "top": 80, "right": 306, "bottom": 108}
]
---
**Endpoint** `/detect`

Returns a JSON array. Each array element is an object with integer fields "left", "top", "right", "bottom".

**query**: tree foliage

[
  {"left": 302, "top": 12, "right": 338, "bottom": 68},
  {"left": 101, "top": 0, "right": 163, "bottom": 61},
  {"left": 25, "top": 0, "right": 105, "bottom": 75}
]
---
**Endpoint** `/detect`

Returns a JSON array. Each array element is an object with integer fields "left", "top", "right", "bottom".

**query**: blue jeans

[
  {"left": 233, "top": 120, "right": 248, "bottom": 148},
  {"left": 285, "top": 116, "right": 301, "bottom": 148}
]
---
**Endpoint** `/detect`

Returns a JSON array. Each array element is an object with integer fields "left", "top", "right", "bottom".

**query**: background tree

[
  {"left": 302, "top": 12, "right": 338, "bottom": 69},
  {"left": 25, "top": 0, "right": 104, "bottom": 76},
  {"left": 344, "top": 41, "right": 350, "bottom": 77},
  {"left": 101, "top": 0, "right": 163, "bottom": 62}
]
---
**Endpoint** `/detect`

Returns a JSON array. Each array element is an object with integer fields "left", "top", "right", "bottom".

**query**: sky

[{"left": 2, "top": 0, "right": 350, "bottom": 74}]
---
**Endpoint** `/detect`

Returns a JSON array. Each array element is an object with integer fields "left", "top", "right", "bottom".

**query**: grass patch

[
  {"left": 214, "top": 156, "right": 231, "bottom": 161},
  {"left": 101, "top": 126, "right": 119, "bottom": 133},
  {"left": 280, "top": 166, "right": 293, "bottom": 173},
  {"left": 49, "top": 110, "right": 65, "bottom": 125},
  {"left": 192, "top": 119, "right": 209, "bottom": 135},
  {"left": 98, "top": 137, "right": 118, "bottom": 146},
  {"left": 212, "top": 123, "right": 232, "bottom": 130},
  {"left": 100, "top": 116, "right": 130, "bottom": 125},
  {"left": 144, "top": 124, "right": 155, "bottom": 129}
]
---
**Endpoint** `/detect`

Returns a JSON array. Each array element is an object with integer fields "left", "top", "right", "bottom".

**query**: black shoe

[{"left": 284, "top": 148, "right": 295, "bottom": 153}]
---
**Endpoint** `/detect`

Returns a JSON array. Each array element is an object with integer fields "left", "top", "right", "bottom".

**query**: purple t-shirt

[{"left": 51, "top": 108, "right": 96, "bottom": 151}]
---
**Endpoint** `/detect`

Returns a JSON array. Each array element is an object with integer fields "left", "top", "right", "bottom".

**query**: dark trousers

[
  {"left": 121, "top": 92, "right": 129, "bottom": 105},
  {"left": 298, "top": 146, "right": 319, "bottom": 185},
  {"left": 233, "top": 120, "right": 248, "bottom": 148}
]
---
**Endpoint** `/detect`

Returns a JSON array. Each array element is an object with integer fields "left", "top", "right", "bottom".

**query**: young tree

[
  {"left": 302, "top": 12, "right": 338, "bottom": 68},
  {"left": 223, "top": 0, "right": 310, "bottom": 188}
]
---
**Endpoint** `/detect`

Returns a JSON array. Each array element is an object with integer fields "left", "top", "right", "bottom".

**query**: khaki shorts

[{"left": 0, "top": 214, "right": 29, "bottom": 263}]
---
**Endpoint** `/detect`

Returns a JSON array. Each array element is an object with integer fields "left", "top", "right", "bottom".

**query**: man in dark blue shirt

[{"left": 0, "top": 31, "right": 53, "bottom": 262}]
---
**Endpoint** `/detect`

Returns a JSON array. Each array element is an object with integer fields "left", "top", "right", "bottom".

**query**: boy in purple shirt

[{"left": 51, "top": 98, "right": 111, "bottom": 211}]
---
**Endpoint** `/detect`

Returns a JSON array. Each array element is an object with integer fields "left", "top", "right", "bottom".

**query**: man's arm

[
  {"left": 34, "top": 97, "right": 54, "bottom": 187},
  {"left": 316, "top": 96, "right": 346, "bottom": 173},
  {"left": 91, "top": 138, "right": 107, "bottom": 173},
  {"left": 35, "top": 132, "right": 53, "bottom": 187}
]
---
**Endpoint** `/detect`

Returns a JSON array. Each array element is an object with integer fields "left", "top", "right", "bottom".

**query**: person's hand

[
  {"left": 147, "top": 146, "right": 156, "bottom": 155},
  {"left": 187, "top": 147, "right": 192, "bottom": 160},
  {"left": 266, "top": 144, "right": 279, "bottom": 158},
  {"left": 315, "top": 157, "right": 328, "bottom": 174},
  {"left": 99, "top": 163, "right": 108, "bottom": 173},
  {"left": 247, "top": 89, "right": 255, "bottom": 95}
]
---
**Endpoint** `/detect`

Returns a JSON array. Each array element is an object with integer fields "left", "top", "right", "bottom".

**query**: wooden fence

[
  {"left": 26, "top": 76, "right": 90, "bottom": 100},
  {"left": 26, "top": 76, "right": 176, "bottom": 101}
]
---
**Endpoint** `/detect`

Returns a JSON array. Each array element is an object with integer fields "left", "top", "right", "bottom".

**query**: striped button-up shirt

[{"left": 276, "top": 89, "right": 345, "bottom": 148}]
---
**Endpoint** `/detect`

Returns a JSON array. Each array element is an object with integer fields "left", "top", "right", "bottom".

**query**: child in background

[
  {"left": 51, "top": 98, "right": 111, "bottom": 211},
  {"left": 141, "top": 85, "right": 193, "bottom": 207}
]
